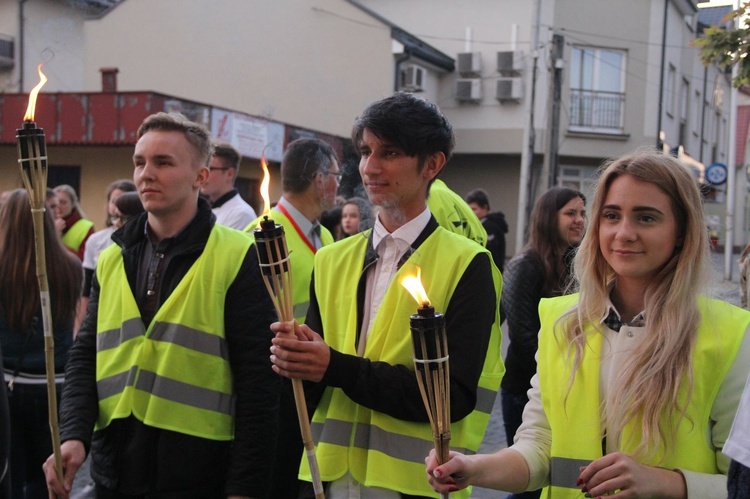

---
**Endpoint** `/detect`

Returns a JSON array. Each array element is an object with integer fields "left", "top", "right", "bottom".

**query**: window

[
  {"left": 569, "top": 46, "right": 626, "bottom": 133},
  {"left": 666, "top": 65, "right": 676, "bottom": 117},
  {"left": 692, "top": 90, "right": 701, "bottom": 135},
  {"left": 679, "top": 78, "right": 689, "bottom": 146},
  {"left": 558, "top": 165, "right": 597, "bottom": 200}
]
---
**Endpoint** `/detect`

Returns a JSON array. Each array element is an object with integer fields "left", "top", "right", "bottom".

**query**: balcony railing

[{"left": 569, "top": 89, "right": 625, "bottom": 132}]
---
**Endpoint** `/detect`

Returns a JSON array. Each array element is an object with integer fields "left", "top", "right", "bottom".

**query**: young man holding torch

[
  {"left": 270, "top": 92, "right": 504, "bottom": 498},
  {"left": 43, "top": 112, "right": 280, "bottom": 498}
]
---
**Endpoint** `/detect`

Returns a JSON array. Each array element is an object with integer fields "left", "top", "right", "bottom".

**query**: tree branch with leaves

[{"left": 693, "top": 2, "right": 750, "bottom": 87}]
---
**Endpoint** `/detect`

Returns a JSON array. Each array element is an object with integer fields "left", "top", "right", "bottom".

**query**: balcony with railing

[{"left": 569, "top": 89, "right": 625, "bottom": 134}]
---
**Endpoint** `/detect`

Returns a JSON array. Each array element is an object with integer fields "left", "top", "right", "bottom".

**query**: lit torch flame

[
  {"left": 259, "top": 154, "right": 271, "bottom": 220},
  {"left": 400, "top": 266, "right": 431, "bottom": 307},
  {"left": 24, "top": 64, "right": 47, "bottom": 122}
]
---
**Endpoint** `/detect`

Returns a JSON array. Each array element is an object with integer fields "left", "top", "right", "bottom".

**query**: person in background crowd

[
  {"left": 81, "top": 180, "right": 136, "bottom": 311},
  {"left": 340, "top": 196, "right": 374, "bottom": 237},
  {"left": 201, "top": 142, "right": 257, "bottom": 230},
  {"left": 320, "top": 204, "right": 344, "bottom": 241},
  {"left": 738, "top": 241, "right": 750, "bottom": 309},
  {"left": 246, "top": 137, "right": 340, "bottom": 499},
  {"left": 428, "top": 178, "right": 487, "bottom": 247},
  {"left": 0, "top": 190, "right": 11, "bottom": 210},
  {"left": 0, "top": 189, "right": 82, "bottom": 498},
  {"left": 53, "top": 185, "right": 95, "bottom": 261},
  {"left": 112, "top": 191, "right": 145, "bottom": 228},
  {"left": 0, "top": 345, "right": 9, "bottom": 499},
  {"left": 726, "top": 372, "right": 750, "bottom": 498},
  {"left": 270, "top": 92, "right": 503, "bottom": 498},
  {"left": 465, "top": 188, "right": 509, "bottom": 271},
  {"left": 426, "top": 150, "right": 750, "bottom": 499},
  {"left": 43, "top": 112, "right": 279, "bottom": 498},
  {"left": 498, "top": 186, "right": 586, "bottom": 499}
]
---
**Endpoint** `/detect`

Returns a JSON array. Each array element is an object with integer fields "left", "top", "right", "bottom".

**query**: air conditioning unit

[
  {"left": 0, "top": 36, "right": 14, "bottom": 70},
  {"left": 457, "top": 52, "right": 482, "bottom": 77},
  {"left": 399, "top": 64, "right": 426, "bottom": 92},
  {"left": 455, "top": 78, "right": 483, "bottom": 102},
  {"left": 495, "top": 77, "right": 523, "bottom": 103},
  {"left": 497, "top": 50, "right": 524, "bottom": 76}
]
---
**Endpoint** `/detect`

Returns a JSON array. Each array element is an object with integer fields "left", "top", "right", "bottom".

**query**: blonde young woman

[{"left": 426, "top": 150, "right": 750, "bottom": 498}]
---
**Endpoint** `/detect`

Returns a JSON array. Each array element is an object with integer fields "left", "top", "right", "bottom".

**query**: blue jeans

[
  {"left": 501, "top": 389, "right": 542, "bottom": 499},
  {"left": 7, "top": 382, "right": 61, "bottom": 499}
]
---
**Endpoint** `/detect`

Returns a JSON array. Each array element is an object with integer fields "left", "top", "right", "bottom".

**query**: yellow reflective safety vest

[
  {"left": 304, "top": 226, "right": 504, "bottom": 498},
  {"left": 62, "top": 218, "right": 95, "bottom": 254},
  {"left": 95, "top": 224, "right": 252, "bottom": 440},
  {"left": 428, "top": 179, "right": 487, "bottom": 247},
  {"left": 537, "top": 294, "right": 750, "bottom": 498},
  {"left": 245, "top": 207, "right": 333, "bottom": 323}
]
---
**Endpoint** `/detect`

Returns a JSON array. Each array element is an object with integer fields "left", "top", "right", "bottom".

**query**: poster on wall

[{"left": 211, "top": 109, "right": 284, "bottom": 162}]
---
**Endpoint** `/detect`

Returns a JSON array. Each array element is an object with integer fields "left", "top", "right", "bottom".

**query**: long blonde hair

[{"left": 559, "top": 150, "right": 710, "bottom": 461}]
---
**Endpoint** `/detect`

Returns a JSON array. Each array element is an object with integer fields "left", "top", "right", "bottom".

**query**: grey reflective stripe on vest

[
  {"left": 550, "top": 457, "right": 591, "bottom": 488},
  {"left": 97, "top": 367, "right": 233, "bottom": 415},
  {"left": 293, "top": 301, "right": 310, "bottom": 320},
  {"left": 134, "top": 370, "right": 234, "bottom": 415},
  {"left": 476, "top": 386, "right": 497, "bottom": 415},
  {"left": 311, "top": 419, "right": 472, "bottom": 464},
  {"left": 98, "top": 366, "right": 138, "bottom": 400},
  {"left": 97, "top": 318, "right": 144, "bottom": 352},
  {"left": 149, "top": 322, "right": 228, "bottom": 359},
  {"left": 98, "top": 320, "right": 228, "bottom": 359}
]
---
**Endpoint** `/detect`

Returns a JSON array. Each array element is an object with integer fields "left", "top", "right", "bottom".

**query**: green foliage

[{"left": 693, "top": 2, "right": 750, "bottom": 87}]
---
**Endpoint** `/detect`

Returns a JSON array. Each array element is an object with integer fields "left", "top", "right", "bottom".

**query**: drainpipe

[
  {"left": 19, "top": 0, "right": 27, "bottom": 92},
  {"left": 656, "top": 0, "right": 668, "bottom": 148},
  {"left": 699, "top": 64, "right": 708, "bottom": 160}
]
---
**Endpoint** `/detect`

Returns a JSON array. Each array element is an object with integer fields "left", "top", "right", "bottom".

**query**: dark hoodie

[{"left": 483, "top": 211, "right": 509, "bottom": 271}]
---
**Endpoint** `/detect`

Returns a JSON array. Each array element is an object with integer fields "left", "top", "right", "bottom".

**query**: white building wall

[{"left": 81, "top": 0, "right": 392, "bottom": 137}]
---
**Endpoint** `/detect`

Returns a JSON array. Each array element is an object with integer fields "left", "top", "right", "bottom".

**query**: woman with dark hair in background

[
  {"left": 80, "top": 180, "right": 136, "bottom": 321},
  {"left": 82, "top": 180, "right": 136, "bottom": 294},
  {"left": 499, "top": 186, "right": 586, "bottom": 499},
  {"left": 1, "top": 189, "right": 82, "bottom": 498},
  {"left": 112, "top": 191, "right": 145, "bottom": 227}
]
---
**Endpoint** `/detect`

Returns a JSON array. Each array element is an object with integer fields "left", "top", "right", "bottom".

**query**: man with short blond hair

[{"left": 45, "top": 112, "right": 279, "bottom": 498}]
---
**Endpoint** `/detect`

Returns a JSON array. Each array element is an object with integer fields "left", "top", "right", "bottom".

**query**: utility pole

[
  {"left": 542, "top": 33, "right": 564, "bottom": 190},
  {"left": 516, "top": 0, "right": 542, "bottom": 252}
]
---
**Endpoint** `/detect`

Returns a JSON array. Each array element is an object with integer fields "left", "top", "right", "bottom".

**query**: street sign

[{"left": 706, "top": 162, "right": 728, "bottom": 186}]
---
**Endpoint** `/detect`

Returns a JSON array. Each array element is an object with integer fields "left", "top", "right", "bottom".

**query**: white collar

[{"left": 372, "top": 207, "right": 431, "bottom": 251}]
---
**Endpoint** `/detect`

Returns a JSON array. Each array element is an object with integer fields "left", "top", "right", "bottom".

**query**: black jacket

[
  {"left": 59, "top": 199, "right": 280, "bottom": 497},
  {"left": 305, "top": 217, "right": 497, "bottom": 422},
  {"left": 483, "top": 211, "right": 508, "bottom": 272},
  {"left": 500, "top": 250, "right": 550, "bottom": 395},
  {"left": 0, "top": 349, "right": 9, "bottom": 499}
]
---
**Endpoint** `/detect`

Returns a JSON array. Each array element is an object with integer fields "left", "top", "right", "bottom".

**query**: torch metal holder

[{"left": 410, "top": 307, "right": 452, "bottom": 471}]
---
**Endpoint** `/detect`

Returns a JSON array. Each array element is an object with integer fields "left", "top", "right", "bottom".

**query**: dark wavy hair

[
  {"left": 526, "top": 186, "right": 586, "bottom": 293},
  {"left": 0, "top": 190, "right": 82, "bottom": 331}
]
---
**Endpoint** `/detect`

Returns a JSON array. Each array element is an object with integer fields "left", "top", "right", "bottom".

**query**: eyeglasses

[
  {"left": 110, "top": 214, "right": 130, "bottom": 223},
  {"left": 328, "top": 171, "right": 343, "bottom": 180},
  {"left": 209, "top": 166, "right": 232, "bottom": 172}
]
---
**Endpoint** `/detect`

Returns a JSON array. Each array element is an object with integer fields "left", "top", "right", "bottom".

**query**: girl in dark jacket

[
  {"left": 0, "top": 189, "right": 82, "bottom": 498},
  {"left": 499, "top": 186, "right": 586, "bottom": 499}
]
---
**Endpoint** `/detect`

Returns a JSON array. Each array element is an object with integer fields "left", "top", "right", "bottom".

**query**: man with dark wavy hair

[{"left": 270, "top": 93, "right": 504, "bottom": 498}]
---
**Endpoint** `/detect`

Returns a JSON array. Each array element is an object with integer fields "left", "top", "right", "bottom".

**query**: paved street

[{"left": 70, "top": 249, "right": 741, "bottom": 498}]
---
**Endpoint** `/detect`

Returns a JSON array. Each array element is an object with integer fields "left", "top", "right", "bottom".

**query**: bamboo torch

[
  {"left": 252, "top": 156, "right": 325, "bottom": 499},
  {"left": 402, "top": 266, "right": 451, "bottom": 499},
  {"left": 15, "top": 65, "right": 63, "bottom": 483}
]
